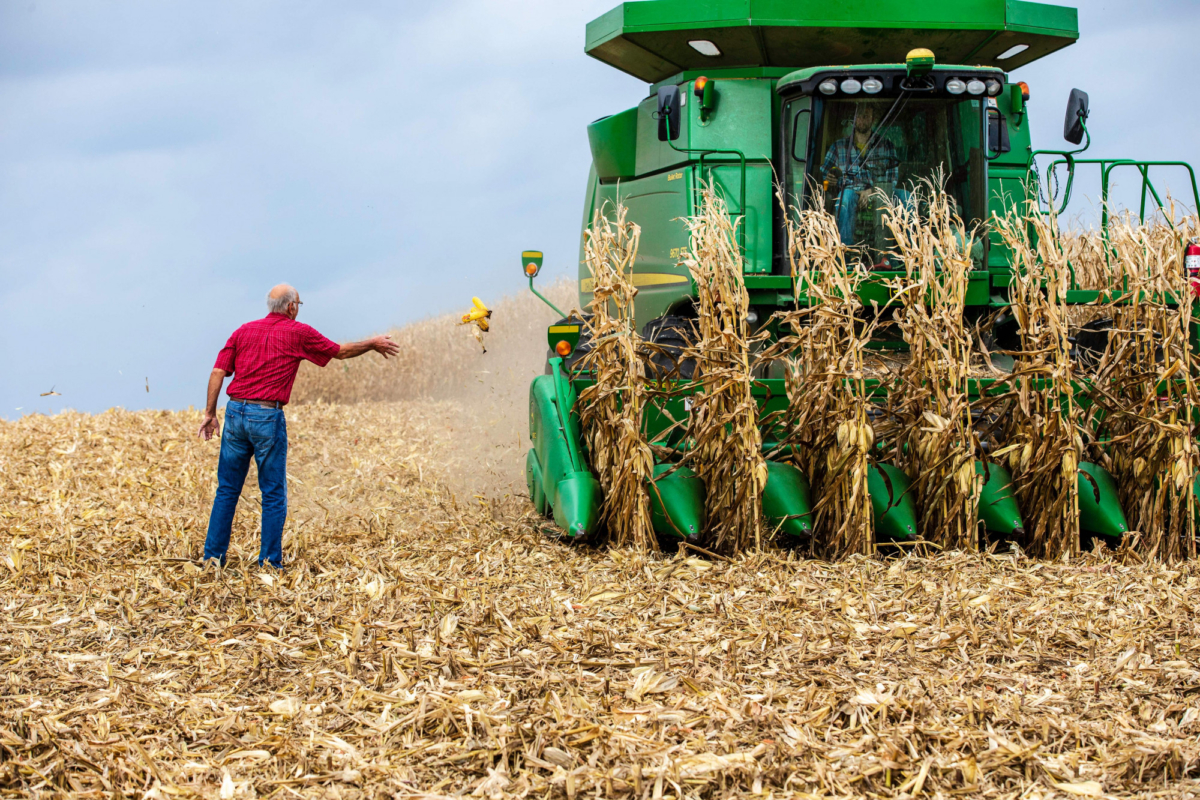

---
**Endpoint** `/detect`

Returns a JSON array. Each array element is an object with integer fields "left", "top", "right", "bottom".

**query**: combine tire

[{"left": 642, "top": 315, "right": 697, "bottom": 380}]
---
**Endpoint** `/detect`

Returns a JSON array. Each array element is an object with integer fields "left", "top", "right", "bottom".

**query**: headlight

[
  {"left": 946, "top": 78, "right": 967, "bottom": 95},
  {"left": 840, "top": 78, "right": 862, "bottom": 95},
  {"left": 819, "top": 79, "right": 838, "bottom": 95},
  {"left": 986, "top": 79, "right": 1003, "bottom": 97},
  {"left": 967, "top": 79, "right": 986, "bottom": 96},
  {"left": 862, "top": 78, "right": 883, "bottom": 94}
]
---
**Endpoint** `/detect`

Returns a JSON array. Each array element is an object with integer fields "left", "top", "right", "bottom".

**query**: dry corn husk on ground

[
  {"left": 1087, "top": 208, "right": 1199, "bottom": 561},
  {"left": 764, "top": 187, "right": 875, "bottom": 558},
  {"left": 8, "top": 406, "right": 1200, "bottom": 796},
  {"left": 994, "top": 202, "right": 1083, "bottom": 559},
  {"left": 577, "top": 203, "right": 657, "bottom": 551},
  {"left": 880, "top": 180, "right": 982, "bottom": 552},
  {"left": 682, "top": 184, "right": 768, "bottom": 554}
]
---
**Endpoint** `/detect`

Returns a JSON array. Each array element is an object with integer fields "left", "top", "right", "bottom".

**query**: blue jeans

[{"left": 203, "top": 401, "right": 288, "bottom": 568}]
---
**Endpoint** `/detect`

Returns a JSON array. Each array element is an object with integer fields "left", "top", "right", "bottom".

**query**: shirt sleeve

[
  {"left": 214, "top": 332, "right": 237, "bottom": 374},
  {"left": 299, "top": 325, "right": 342, "bottom": 367}
]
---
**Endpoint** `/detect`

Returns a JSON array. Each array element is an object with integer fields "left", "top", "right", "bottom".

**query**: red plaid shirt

[{"left": 214, "top": 313, "right": 341, "bottom": 404}]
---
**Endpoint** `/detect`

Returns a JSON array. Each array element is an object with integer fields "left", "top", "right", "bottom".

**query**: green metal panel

[
  {"left": 688, "top": 78, "right": 772, "bottom": 160},
  {"left": 706, "top": 163, "right": 773, "bottom": 274},
  {"left": 587, "top": 168, "right": 694, "bottom": 324},
  {"left": 586, "top": 0, "right": 1078, "bottom": 83},
  {"left": 588, "top": 108, "right": 639, "bottom": 181}
]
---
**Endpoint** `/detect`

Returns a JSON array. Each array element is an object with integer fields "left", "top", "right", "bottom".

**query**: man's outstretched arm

[
  {"left": 335, "top": 334, "right": 400, "bottom": 360},
  {"left": 199, "top": 368, "right": 227, "bottom": 441}
]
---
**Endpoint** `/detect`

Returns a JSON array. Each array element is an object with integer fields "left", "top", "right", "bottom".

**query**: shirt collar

[{"left": 266, "top": 312, "right": 291, "bottom": 321}]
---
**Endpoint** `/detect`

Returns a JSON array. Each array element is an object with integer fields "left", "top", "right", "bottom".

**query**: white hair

[{"left": 267, "top": 286, "right": 298, "bottom": 313}]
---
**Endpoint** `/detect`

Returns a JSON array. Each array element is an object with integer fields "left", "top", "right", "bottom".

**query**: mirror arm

[{"left": 529, "top": 274, "right": 566, "bottom": 318}]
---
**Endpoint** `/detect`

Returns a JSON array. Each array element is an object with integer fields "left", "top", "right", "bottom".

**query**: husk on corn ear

[
  {"left": 761, "top": 185, "right": 875, "bottom": 558},
  {"left": 577, "top": 203, "right": 658, "bottom": 551},
  {"left": 993, "top": 201, "right": 1083, "bottom": 559},
  {"left": 878, "top": 178, "right": 981, "bottom": 552},
  {"left": 681, "top": 183, "right": 768, "bottom": 554},
  {"left": 1086, "top": 206, "right": 1199, "bottom": 561}
]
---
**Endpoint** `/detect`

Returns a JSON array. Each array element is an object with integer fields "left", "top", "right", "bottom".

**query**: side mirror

[
  {"left": 1064, "top": 88, "right": 1090, "bottom": 145},
  {"left": 656, "top": 85, "right": 681, "bottom": 141},
  {"left": 523, "top": 250, "right": 543, "bottom": 278}
]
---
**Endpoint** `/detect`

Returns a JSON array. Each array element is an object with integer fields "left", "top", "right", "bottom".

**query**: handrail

[
  {"left": 667, "top": 138, "right": 748, "bottom": 253},
  {"left": 1042, "top": 158, "right": 1200, "bottom": 227}
]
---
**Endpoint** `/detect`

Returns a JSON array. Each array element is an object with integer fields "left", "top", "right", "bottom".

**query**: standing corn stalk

[
  {"left": 765, "top": 187, "right": 875, "bottom": 558},
  {"left": 994, "top": 203, "right": 1082, "bottom": 559},
  {"left": 1089, "top": 208, "right": 1198, "bottom": 560},
  {"left": 880, "top": 180, "right": 981, "bottom": 552},
  {"left": 682, "top": 184, "right": 768, "bottom": 554},
  {"left": 577, "top": 203, "right": 658, "bottom": 551}
]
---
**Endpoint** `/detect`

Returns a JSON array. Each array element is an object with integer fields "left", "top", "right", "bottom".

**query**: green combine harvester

[{"left": 522, "top": 0, "right": 1200, "bottom": 546}]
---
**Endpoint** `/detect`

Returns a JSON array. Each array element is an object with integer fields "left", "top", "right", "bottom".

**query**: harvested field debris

[{"left": 5, "top": 405, "right": 1200, "bottom": 796}]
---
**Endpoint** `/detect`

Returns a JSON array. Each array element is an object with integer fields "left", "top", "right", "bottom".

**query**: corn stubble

[
  {"left": 6, "top": 408, "right": 1200, "bottom": 796},
  {"left": 880, "top": 181, "right": 982, "bottom": 551},
  {"left": 994, "top": 203, "right": 1083, "bottom": 559},
  {"left": 1086, "top": 209, "right": 1199, "bottom": 561},
  {"left": 765, "top": 187, "right": 875, "bottom": 558},
  {"left": 577, "top": 204, "right": 658, "bottom": 551},
  {"left": 682, "top": 185, "right": 768, "bottom": 554}
]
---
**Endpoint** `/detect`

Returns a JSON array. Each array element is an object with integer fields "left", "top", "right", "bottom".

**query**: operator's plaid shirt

[
  {"left": 214, "top": 313, "right": 341, "bottom": 405},
  {"left": 821, "top": 136, "right": 899, "bottom": 192}
]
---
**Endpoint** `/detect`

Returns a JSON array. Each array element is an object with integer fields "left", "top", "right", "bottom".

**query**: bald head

[{"left": 267, "top": 284, "right": 300, "bottom": 317}]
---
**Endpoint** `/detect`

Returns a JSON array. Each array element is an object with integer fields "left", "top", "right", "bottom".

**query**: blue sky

[{"left": 2, "top": 0, "right": 1197, "bottom": 416}]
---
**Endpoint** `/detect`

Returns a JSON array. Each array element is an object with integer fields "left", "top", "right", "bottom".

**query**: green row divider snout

[
  {"left": 648, "top": 463, "right": 705, "bottom": 540},
  {"left": 869, "top": 463, "right": 918, "bottom": 541},
  {"left": 553, "top": 471, "right": 601, "bottom": 538},
  {"left": 976, "top": 461, "right": 1024, "bottom": 537},
  {"left": 1078, "top": 462, "right": 1128, "bottom": 540},
  {"left": 761, "top": 461, "right": 813, "bottom": 539}
]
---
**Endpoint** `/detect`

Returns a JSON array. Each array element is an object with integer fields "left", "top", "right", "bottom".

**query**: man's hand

[
  {"left": 199, "top": 412, "right": 220, "bottom": 441},
  {"left": 369, "top": 334, "right": 401, "bottom": 359},
  {"left": 201, "top": 368, "right": 227, "bottom": 441}
]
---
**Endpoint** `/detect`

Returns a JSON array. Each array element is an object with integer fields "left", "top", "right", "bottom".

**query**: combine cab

[{"left": 523, "top": 0, "right": 1200, "bottom": 547}]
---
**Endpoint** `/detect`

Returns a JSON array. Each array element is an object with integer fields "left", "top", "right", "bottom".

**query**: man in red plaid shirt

[{"left": 198, "top": 284, "right": 400, "bottom": 568}]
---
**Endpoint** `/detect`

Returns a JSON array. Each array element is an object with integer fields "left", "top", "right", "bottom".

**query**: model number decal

[{"left": 667, "top": 172, "right": 684, "bottom": 181}]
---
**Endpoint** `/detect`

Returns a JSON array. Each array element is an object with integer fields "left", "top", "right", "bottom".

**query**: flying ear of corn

[
  {"left": 1085, "top": 205, "right": 1199, "bottom": 561},
  {"left": 993, "top": 200, "right": 1082, "bottom": 559},
  {"left": 577, "top": 203, "right": 658, "bottom": 551},
  {"left": 879, "top": 178, "right": 981, "bottom": 552},
  {"left": 762, "top": 185, "right": 874, "bottom": 558},
  {"left": 682, "top": 184, "right": 768, "bottom": 554}
]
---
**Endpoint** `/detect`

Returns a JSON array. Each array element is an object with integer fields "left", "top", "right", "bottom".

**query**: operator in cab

[{"left": 819, "top": 103, "right": 902, "bottom": 259}]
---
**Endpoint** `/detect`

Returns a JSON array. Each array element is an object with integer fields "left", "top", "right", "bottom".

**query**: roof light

[
  {"left": 862, "top": 77, "right": 883, "bottom": 94},
  {"left": 688, "top": 40, "right": 721, "bottom": 57},
  {"left": 967, "top": 79, "right": 987, "bottom": 96},
  {"left": 694, "top": 75, "right": 708, "bottom": 96},
  {"left": 840, "top": 78, "right": 862, "bottom": 94},
  {"left": 1018, "top": 81, "right": 1031, "bottom": 101},
  {"left": 997, "top": 44, "right": 1030, "bottom": 60},
  {"left": 946, "top": 78, "right": 967, "bottom": 95},
  {"left": 818, "top": 79, "right": 838, "bottom": 95},
  {"left": 986, "top": 79, "right": 1003, "bottom": 97}
]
